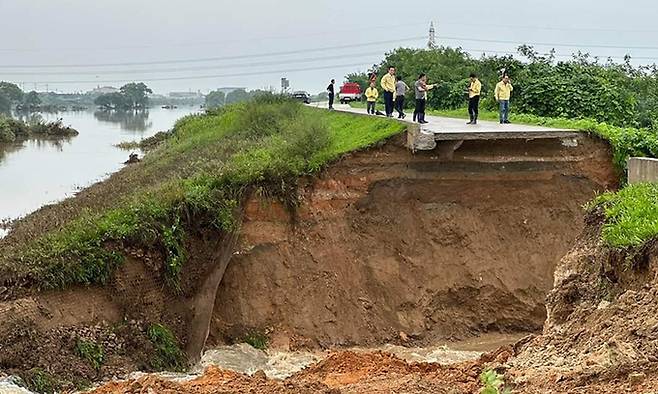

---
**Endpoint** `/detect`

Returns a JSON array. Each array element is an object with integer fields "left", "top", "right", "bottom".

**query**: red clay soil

[
  {"left": 211, "top": 135, "right": 617, "bottom": 349},
  {"left": 87, "top": 349, "right": 658, "bottom": 394}
]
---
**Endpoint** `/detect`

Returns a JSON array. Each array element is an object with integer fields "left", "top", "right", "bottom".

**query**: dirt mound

[
  {"left": 211, "top": 135, "right": 616, "bottom": 348},
  {"left": 88, "top": 366, "right": 336, "bottom": 394},
  {"left": 507, "top": 209, "right": 658, "bottom": 391}
]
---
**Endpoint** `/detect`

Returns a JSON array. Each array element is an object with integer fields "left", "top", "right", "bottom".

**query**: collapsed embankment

[
  {"left": 505, "top": 205, "right": 658, "bottom": 392},
  {"left": 210, "top": 134, "right": 616, "bottom": 349},
  {"left": 0, "top": 107, "right": 617, "bottom": 392}
]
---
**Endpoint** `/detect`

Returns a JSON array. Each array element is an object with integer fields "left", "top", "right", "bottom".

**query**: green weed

[
  {"left": 75, "top": 339, "right": 105, "bottom": 370},
  {"left": 243, "top": 331, "right": 269, "bottom": 350},
  {"left": 590, "top": 183, "right": 658, "bottom": 248},
  {"left": 19, "top": 368, "right": 61, "bottom": 394},
  {"left": 479, "top": 369, "right": 511, "bottom": 394},
  {"left": 147, "top": 323, "right": 187, "bottom": 372}
]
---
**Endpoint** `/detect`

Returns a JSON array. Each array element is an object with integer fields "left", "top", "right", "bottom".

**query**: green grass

[
  {"left": 0, "top": 95, "right": 405, "bottom": 291},
  {"left": 243, "top": 331, "right": 269, "bottom": 350},
  {"left": 591, "top": 183, "right": 658, "bottom": 248},
  {"left": 147, "top": 324, "right": 187, "bottom": 372},
  {"left": 19, "top": 368, "right": 61, "bottom": 394},
  {"left": 75, "top": 339, "right": 105, "bottom": 371}
]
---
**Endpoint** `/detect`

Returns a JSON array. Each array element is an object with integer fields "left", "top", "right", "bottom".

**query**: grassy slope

[{"left": 0, "top": 98, "right": 405, "bottom": 290}]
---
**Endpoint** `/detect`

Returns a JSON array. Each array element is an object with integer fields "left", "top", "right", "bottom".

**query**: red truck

[{"left": 338, "top": 82, "right": 362, "bottom": 104}]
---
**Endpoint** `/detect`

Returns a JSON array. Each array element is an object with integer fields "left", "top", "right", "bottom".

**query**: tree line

[
  {"left": 347, "top": 46, "right": 658, "bottom": 129},
  {"left": 94, "top": 83, "right": 153, "bottom": 110}
]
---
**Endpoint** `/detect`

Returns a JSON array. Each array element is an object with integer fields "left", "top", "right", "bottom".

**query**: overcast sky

[{"left": 0, "top": 0, "right": 657, "bottom": 95}]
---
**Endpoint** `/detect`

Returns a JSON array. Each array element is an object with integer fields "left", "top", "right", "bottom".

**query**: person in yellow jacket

[
  {"left": 365, "top": 82, "right": 379, "bottom": 115},
  {"left": 380, "top": 66, "right": 396, "bottom": 117},
  {"left": 494, "top": 75, "right": 514, "bottom": 124},
  {"left": 467, "top": 73, "right": 482, "bottom": 125}
]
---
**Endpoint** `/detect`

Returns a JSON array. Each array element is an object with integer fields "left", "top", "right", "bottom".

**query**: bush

[{"left": 147, "top": 324, "right": 187, "bottom": 372}]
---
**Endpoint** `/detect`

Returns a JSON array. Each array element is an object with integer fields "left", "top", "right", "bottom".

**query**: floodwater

[
  {"left": 0, "top": 334, "right": 524, "bottom": 393},
  {"left": 0, "top": 107, "right": 197, "bottom": 237}
]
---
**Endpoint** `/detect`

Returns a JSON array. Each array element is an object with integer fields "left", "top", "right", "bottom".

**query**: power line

[
  {"left": 13, "top": 62, "right": 378, "bottom": 85},
  {"left": 0, "top": 22, "right": 425, "bottom": 53},
  {"left": 0, "top": 51, "right": 386, "bottom": 76},
  {"left": 0, "top": 37, "right": 425, "bottom": 69},
  {"left": 440, "top": 21, "right": 658, "bottom": 34},
  {"left": 459, "top": 47, "right": 658, "bottom": 61},
  {"left": 439, "top": 35, "right": 658, "bottom": 51}
]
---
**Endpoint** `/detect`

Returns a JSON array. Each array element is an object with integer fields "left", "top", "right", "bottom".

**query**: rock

[
  {"left": 597, "top": 300, "right": 611, "bottom": 310},
  {"left": 628, "top": 372, "right": 646, "bottom": 385},
  {"left": 399, "top": 331, "right": 409, "bottom": 342},
  {"left": 253, "top": 370, "right": 267, "bottom": 380}
]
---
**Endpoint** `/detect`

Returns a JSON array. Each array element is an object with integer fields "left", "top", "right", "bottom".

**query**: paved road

[{"left": 309, "top": 102, "right": 578, "bottom": 141}]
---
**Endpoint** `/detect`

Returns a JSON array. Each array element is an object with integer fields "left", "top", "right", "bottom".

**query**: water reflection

[
  {"left": 94, "top": 110, "right": 152, "bottom": 132},
  {"left": 0, "top": 107, "right": 197, "bottom": 231}
]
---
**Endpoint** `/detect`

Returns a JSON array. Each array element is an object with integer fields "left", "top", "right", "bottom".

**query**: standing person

[
  {"left": 395, "top": 76, "right": 410, "bottom": 119},
  {"left": 467, "top": 73, "right": 481, "bottom": 125},
  {"left": 414, "top": 73, "right": 434, "bottom": 124},
  {"left": 380, "top": 66, "right": 396, "bottom": 117},
  {"left": 494, "top": 75, "right": 514, "bottom": 124},
  {"left": 327, "top": 79, "right": 335, "bottom": 110},
  {"left": 365, "top": 82, "right": 379, "bottom": 115}
]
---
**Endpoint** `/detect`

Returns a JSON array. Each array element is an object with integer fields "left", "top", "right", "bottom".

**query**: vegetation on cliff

[{"left": 0, "top": 94, "right": 404, "bottom": 291}]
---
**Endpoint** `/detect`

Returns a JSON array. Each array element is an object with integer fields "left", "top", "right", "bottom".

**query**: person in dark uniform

[{"left": 327, "top": 79, "right": 335, "bottom": 110}]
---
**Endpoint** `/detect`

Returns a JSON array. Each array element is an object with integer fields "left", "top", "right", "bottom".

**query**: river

[{"left": 0, "top": 107, "right": 198, "bottom": 237}]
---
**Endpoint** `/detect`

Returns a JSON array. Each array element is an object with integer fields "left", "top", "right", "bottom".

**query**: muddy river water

[{"left": 0, "top": 107, "right": 198, "bottom": 237}]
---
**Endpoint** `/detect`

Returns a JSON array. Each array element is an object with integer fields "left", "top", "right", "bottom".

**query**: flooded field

[{"left": 0, "top": 107, "right": 197, "bottom": 236}]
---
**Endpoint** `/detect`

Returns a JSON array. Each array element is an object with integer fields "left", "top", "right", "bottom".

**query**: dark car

[{"left": 291, "top": 91, "right": 311, "bottom": 104}]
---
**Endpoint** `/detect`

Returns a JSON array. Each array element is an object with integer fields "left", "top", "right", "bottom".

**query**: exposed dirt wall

[{"left": 210, "top": 134, "right": 616, "bottom": 349}]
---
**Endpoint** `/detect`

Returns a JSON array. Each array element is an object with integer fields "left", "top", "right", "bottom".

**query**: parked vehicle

[
  {"left": 338, "top": 82, "right": 362, "bottom": 103},
  {"left": 291, "top": 91, "right": 311, "bottom": 104}
]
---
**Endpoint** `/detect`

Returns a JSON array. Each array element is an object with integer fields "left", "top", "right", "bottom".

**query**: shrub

[{"left": 147, "top": 324, "right": 187, "bottom": 372}]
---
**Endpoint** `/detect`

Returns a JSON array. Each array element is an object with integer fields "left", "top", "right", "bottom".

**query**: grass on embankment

[
  {"left": 589, "top": 183, "right": 658, "bottom": 249},
  {"left": 0, "top": 95, "right": 405, "bottom": 291}
]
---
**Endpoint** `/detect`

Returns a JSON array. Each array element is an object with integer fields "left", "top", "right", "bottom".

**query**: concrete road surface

[{"left": 309, "top": 102, "right": 579, "bottom": 141}]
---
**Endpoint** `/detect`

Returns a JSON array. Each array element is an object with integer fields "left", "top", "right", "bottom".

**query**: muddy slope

[
  {"left": 508, "top": 208, "right": 658, "bottom": 391},
  {"left": 210, "top": 134, "right": 616, "bottom": 349}
]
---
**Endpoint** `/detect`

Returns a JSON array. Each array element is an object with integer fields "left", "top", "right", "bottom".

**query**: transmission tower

[{"left": 428, "top": 21, "right": 437, "bottom": 49}]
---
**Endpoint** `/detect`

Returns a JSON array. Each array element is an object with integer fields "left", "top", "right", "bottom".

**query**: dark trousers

[
  {"left": 499, "top": 100, "right": 510, "bottom": 122},
  {"left": 328, "top": 93, "right": 334, "bottom": 109},
  {"left": 367, "top": 101, "right": 376, "bottom": 114},
  {"left": 415, "top": 98, "right": 426, "bottom": 123},
  {"left": 468, "top": 95, "right": 480, "bottom": 121},
  {"left": 383, "top": 91, "right": 394, "bottom": 116},
  {"left": 395, "top": 95, "right": 405, "bottom": 118}
]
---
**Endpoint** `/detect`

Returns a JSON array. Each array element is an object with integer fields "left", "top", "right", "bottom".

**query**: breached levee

[
  {"left": 211, "top": 134, "right": 616, "bottom": 348},
  {"left": 0, "top": 101, "right": 616, "bottom": 391}
]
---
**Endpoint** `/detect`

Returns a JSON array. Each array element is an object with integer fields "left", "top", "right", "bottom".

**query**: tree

[
  {"left": 24, "top": 91, "right": 41, "bottom": 109},
  {"left": 0, "top": 94, "right": 10, "bottom": 114},
  {"left": 205, "top": 90, "right": 226, "bottom": 109},
  {"left": 94, "top": 92, "right": 129, "bottom": 110},
  {"left": 120, "top": 82, "right": 153, "bottom": 109},
  {"left": 225, "top": 89, "right": 250, "bottom": 105},
  {"left": 0, "top": 82, "right": 24, "bottom": 104}
]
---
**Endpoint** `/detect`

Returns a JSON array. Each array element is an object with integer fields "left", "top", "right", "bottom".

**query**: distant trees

[
  {"left": 205, "top": 90, "right": 226, "bottom": 109},
  {"left": 95, "top": 82, "right": 153, "bottom": 110},
  {"left": 225, "top": 89, "right": 250, "bottom": 105},
  {"left": 23, "top": 91, "right": 42, "bottom": 109},
  {"left": 0, "top": 82, "right": 23, "bottom": 113}
]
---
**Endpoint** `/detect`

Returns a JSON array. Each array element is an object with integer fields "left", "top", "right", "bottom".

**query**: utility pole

[{"left": 428, "top": 21, "right": 437, "bottom": 50}]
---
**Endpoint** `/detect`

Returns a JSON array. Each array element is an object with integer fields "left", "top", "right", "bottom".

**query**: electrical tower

[{"left": 428, "top": 21, "right": 437, "bottom": 49}]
